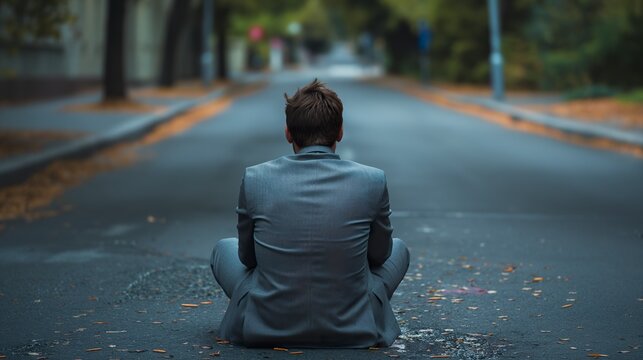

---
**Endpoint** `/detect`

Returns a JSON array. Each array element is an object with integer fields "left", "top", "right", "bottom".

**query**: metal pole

[
  {"left": 487, "top": 0, "right": 504, "bottom": 101},
  {"left": 201, "top": 0, "right": 214, "bottom": 86}
]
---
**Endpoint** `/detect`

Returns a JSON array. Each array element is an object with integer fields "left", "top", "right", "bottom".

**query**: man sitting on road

[{"left": 210, "top": 79, "right": 409, "bottom": 348}]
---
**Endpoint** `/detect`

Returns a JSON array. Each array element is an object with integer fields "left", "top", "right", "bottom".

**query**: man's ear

[
  {"left": 337, "top": 126, "right": 344, "bottom": 142},
  {"left": 285, "top": 126, "right": 294, "bottom": 144}
]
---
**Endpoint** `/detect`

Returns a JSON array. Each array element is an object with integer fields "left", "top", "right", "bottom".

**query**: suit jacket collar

[{"left": 297, "top": 145, "right": 335, "bottom": 154}]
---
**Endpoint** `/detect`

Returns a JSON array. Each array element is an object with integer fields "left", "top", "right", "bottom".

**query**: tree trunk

[
  {"left": 103, "top": 0, "right": 127, "bottom": 101},
  {"left": 159, "top": 0, "right": 190, "bottom": 87},
  {"left": 214, "top": 4, "right": 229, "bottom": 80}
]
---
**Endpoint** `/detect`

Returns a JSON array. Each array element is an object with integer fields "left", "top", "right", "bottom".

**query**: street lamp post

[
  {"left": 201, "top": 0, "right": 214, "bottom": 86},
  {"left": 487, "top": 0, "right": 505, "bottom": 101}
]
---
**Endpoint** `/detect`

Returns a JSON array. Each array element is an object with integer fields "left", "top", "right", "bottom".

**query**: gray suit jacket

[{"left": 219, "top": 145, "right": 399, "bottom": 347}]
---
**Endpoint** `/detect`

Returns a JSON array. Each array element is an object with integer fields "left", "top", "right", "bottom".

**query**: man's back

[
  {"left": 218, "top": 146, "right": 399, "bottom": 347},
  {"left": 210, "top": 79, "right": 408, "bottom": 348}
]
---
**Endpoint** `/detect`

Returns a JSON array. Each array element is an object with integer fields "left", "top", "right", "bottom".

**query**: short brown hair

[{"left": 284, "top": 79, "right": 343, "bottom": 148}]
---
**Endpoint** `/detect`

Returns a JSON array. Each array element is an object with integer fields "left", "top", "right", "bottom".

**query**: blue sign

[{"left": 418, "top": 20, "right": 432, "bottom": 53}]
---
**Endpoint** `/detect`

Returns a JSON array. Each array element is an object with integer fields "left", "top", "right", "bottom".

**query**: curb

[
  {"left": 442, "top": 91, "right": 643, "bottom": 149},
  {"left": 0, "top": 88, "right": 225, "bottom": 187}
]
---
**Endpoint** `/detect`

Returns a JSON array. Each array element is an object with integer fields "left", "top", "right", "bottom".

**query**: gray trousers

[{"left": 210, "top": 238, "right": 410, "bottom": 300}]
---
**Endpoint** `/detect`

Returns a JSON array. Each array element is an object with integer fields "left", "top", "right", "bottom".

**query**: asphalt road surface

[{"left": 1, "top": 71, "right": 642, "bottom": 359}]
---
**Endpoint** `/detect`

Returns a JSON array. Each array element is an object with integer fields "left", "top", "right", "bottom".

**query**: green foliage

[
  {"left": 616, "top": 89, "right": 643, "bottom": 104},
  {"left": 528, "top": 0, "right": 643, "bottom": 90},
  {"left": 564, "top": 85, "right": 617, "bottom": 100},
  {"left": 0, "top": 0, "right": 75, "bottom": 49}
]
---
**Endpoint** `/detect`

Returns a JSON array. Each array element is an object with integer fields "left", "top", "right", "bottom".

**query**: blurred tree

[
  {"left": 0, "top": 0, "right": 75, "bottom": 51},
  {"left": 103, "top": 0, "right": 127, "bottom": 101},
  {"left": 298, "top": 0, "right": 333, "bottom": 56},
  {"left": 212, "top": 0, "right": 300, "bottom": 79},
  {"left": 526, "top": 0, "right": 642, "bottom": 90},
  {"left": 159, "top": 0, "right": 191, "bottom": 87}
]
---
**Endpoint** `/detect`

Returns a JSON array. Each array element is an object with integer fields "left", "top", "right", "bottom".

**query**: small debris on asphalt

[
  {"left": 85, "top": 347, "right": 101, "bottom": 352},
  {"left": 152, "top": 349, "right": 167, "bottom": 353},
  {"left": 180, "top": 303, "right": 199, "bottom": 308},
  {"left": 273, "top": 347, "right": 288, "bottom": 351}
]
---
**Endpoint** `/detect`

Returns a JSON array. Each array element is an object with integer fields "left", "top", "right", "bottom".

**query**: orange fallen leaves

[
  {"left": 273, "top": 347, "right": 289, "bottom": 351},
  {"left": 0, "top": 130, "right": 82, "bottom": 160},
  {"left": 562, "top": 303, "right": 574, "bottom": 309},
  {"left": 289, "top": 351, "right": 304, "bottom": 355},
  {"left": 181, "top": 303, "right": 199, "bottom": 308},
  {"left": 532, "top": 277, "right": 544, "bottom": 283},
  {"left": 152, "top": 349, "right": 167, "bottom": 353},
  {"left": 587, "top": 353, "right": 609, "bottom": 358}
]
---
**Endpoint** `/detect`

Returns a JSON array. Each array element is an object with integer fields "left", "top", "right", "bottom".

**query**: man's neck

[{"left": 293, "top": 143, "right": 336, "bottom": 154}]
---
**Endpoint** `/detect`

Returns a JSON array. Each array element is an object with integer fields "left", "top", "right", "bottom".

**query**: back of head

[{"left": 284, "top": 79, "right": 343, "bottom": 148}]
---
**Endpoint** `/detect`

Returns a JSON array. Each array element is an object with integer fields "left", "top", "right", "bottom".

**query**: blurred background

[{"left": 1, "top": 0, "right": 642, "bottom": 102}]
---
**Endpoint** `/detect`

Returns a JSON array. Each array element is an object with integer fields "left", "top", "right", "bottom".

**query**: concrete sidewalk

[
  {"left": 0, "top": 85, "right": 226, "bottom": 186},
  {"left": 431, "top": 86, "right": 643, "bottom": 149}
]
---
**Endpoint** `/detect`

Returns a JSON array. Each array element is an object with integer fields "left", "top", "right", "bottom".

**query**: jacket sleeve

[
  {"left": 237, "top": 173, "right": 256, "bottom": 269},
  {"left": 367, "top": 176, "right": 393, "bottom": 267}
]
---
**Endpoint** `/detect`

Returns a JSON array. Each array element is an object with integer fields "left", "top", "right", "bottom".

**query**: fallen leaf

[
  {"left": 503, "top": 265, "right": 516, "bottom": 273},
  {"left": 0, "top": 355, "right": 6, "bottom": 359},
  {"left": 273, "top": 347, "right": 289, "bottom": 351},
  {"left": 562, "top": 303, "right": 574, "bottom": 309},
  {"left": 181, "top": 303, "right": 199, "bottom": 308},
  {"left": 200, "top": 300, "right": 213, "bottom": 305},
  {"left": 152, "top": 349, "right": 166, "bottom": 353},
  {"left": 428, "top": 296, "right": 444, "bottom": 301},
  {"left": 86, "top": 347, "right": 102, "bottom": 352},
  {"left": 289, "top": 351, "right": 304, "bottom": 355},
  {"left": 210, "top": 351, "right": 221, "bottom": 357},
  {"left": 587, "top": 354, "right": 608, "bottom": 358},
  {"left": 215, "top": 339, "right": 230, "bottom": 345},
  {"left": 532, "top": 276, "right": 544, "bottom": 283},
  {"left": 88, "top": 296, "right": 98, "bottom": 301},
  {"left": 93, "top": 321, "right": 108, "bottom": 324}
]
